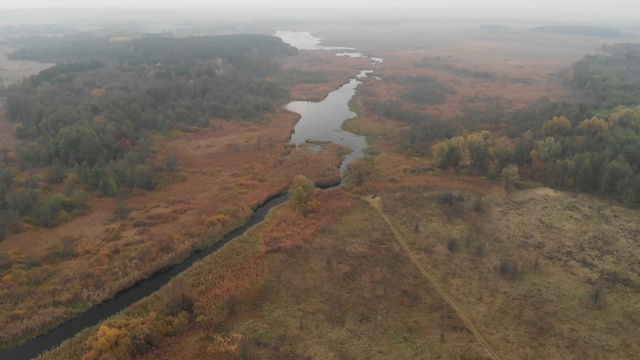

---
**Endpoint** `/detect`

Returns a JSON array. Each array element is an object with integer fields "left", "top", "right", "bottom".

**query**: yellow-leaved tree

[{"left": 289, "top": 175, "right": 319, "bottom": 216}]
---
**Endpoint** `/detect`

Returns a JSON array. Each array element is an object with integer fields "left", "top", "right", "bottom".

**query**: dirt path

[{"left": 362, "top": 195, "right": 501, "bottom": 360}]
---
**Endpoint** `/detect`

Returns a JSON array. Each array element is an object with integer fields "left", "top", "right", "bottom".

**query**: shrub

[
  {"left": 116, "top": 193, "right": 129, "bottom": 221},
  {"left": 238, "top": 338, "right": 253, "bottom": 360},
  {"left": 0, "top": 219, "right": 6, "bottom": 242},
  {"left": 532, "top": 256, "right": 541, "bottom": 270},
  {"left": 0, "top": 252, "right": 12, "bottom": 271},
  {"left": 47, "top": 158, "right": 67, "bottom": 184},
  {"left": 157, "top": 236, "right": 175, "bottom": 253},
  {"left": 45, "top": 237, "right": 78, "bottom": 263},
  {"left": 223, "top": 293, "right": 240, "bottom": 316},
  {"left": 161, "top": 279, "right": 195, "bottom": 316},
  {"left": 164, "top": 152, "right": 178, "bottom": 172},
  {"left": 463, "top": 233, "right": 474, "bottom": 247},
  {"left": 475, "top": 242, "right": 486, "bottom": 257},
  {"left": 289, "top": 175, "right": 319, "bottom": 216},
  {"left": 470, "top": 196, "right": 485, "bottom": 212},
  {"left": 439, "top": 190, "right": 455, "bottom": 205},
  {"left": 24, "top": 252, "right": 41, "bottom": 269},
  {"left": 499, "top": 259, "right": 521, "bottom": 280},
  {"left": 589, "top": 283, "right": 606, "bottom": 306},
  {"left": 447, "top": 238, "right": 459, "bottom": 253},
  {"left": 83, "top": 315, "right": 169, "bottom": 360}
]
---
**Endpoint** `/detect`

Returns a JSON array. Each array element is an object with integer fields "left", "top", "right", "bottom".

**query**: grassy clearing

[
  {"left": 39, "top": 184, "right": 640, "bottom": 360},
  {"left": 380, "top": 187, "right": 640, "bottom": 359}
]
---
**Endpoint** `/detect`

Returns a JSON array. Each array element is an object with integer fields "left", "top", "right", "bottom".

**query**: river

[
  {"left": 1, "top": 31, "right": 380, "bottom": 360},
  {"left": 277, "top": 30, "right": 382, "bottom": 176}
]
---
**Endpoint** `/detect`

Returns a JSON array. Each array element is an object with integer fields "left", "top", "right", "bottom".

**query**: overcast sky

[{"left": 1, "top": 0, "right": 639, "bottom": 19}]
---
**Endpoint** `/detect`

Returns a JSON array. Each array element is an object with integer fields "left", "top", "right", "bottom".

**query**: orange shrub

[{"left": 205, "top": 214, "right": 231, "bottom": 228}]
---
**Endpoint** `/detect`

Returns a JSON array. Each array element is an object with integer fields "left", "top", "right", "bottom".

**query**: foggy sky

[{"left": 1, "top": 0, "right": 639, "bottom": 19}]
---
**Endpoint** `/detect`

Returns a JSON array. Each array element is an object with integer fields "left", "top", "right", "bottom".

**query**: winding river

[
  {"left": 1, "top": 31, "right": 380, "bottom": 360},
  {"left": 278, "top": 31, "right": 381, "bottom": 176}
]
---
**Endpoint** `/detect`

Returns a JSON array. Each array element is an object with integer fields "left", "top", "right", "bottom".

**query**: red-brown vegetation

[{"left": 0, "top": 103, "right": 346, "bottom": 347}]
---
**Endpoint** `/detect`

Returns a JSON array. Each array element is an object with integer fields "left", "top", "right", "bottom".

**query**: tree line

[
  {"left": 379, "top": 44, "right": 640, "bottom": 205},
  {"left": 431, "top": 107, "right": 640, "bottom": 204}
]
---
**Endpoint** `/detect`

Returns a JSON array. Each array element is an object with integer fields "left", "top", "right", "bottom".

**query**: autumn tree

[
  {"left": 289, "top": 175, "right": 319, "bottom": 216},
  {"left": 542, "top": 115, "right": 572, "bottom": 137},
  {"left": 578, "top": 116, "right": 608, "bottom": 137},
  {"left": 432, "top": 131, "right": 513, "bottom": 177},
  {"left": 501, "top": 164, "right": 520, "bottom": 196},
  {"left": 345, "top": 160, "right": 371, "bottom": 187}
]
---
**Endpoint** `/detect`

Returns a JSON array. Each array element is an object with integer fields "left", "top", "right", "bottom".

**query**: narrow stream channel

[
  {"left": 1, "top": 31, "right": 381, "bottom": 360},
  {"left": 1, "top": 194, "right": 291, "bottom": 360}
]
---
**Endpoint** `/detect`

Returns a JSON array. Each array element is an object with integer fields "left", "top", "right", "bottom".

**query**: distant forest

[
  {"left": 530, "top": 26, "right": 636, "bottom": 38},
  {"left": 0, "top": 34, "right": 296, "bottom": 237}
]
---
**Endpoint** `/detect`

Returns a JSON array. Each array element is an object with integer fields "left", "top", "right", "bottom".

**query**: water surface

[
  {"left": 277, "top": 31, "right": 382, "bottom": 177},
  {"left": 286, "top": 72, "right": 370, "bottom": 176}
]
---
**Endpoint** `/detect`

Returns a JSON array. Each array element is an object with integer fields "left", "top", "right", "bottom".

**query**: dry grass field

[
  {"left": 306, "top": 22, "right": 607, "bottom": 120},
  {"left": 38, "top": 182, "right": 640, "bottom": 360},
  {"left": 379, "top": 187, "right": 640, "bottom": 360}
]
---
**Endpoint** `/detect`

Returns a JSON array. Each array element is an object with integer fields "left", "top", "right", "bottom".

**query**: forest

[
  {"left": 415, "top": 48, "right": 640, "bottom": 205},
  {"left": 0, "top": 34, "right": 296, "bottom": 238}
]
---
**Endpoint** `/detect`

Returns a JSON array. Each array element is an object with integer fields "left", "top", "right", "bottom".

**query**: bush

[
  {"left": 289, "top": 175, "right": 319, "bottom": 216},
  {"left": 589, "top": 283, "right": 606, "bottom": 306},
  {"left": 475, "top": 242, "right": 486, "bottom": 257},
  {"left": 499, "top": 259, "right": 521, "bottom": 280},
  {"left": 463, "top": 233, "right": 474, "bottom": 247},
  {"left": 238, "top": 338, "right": 253, "bottom": 360},
  {"left": 447, "top": 238, "right": 460, "bottom": 253},
  {"left": 470, "top": 196, "right": 485, "bottom": 212},
  {"left": 0, "top": 219, "right": 6, "bottom": 242},
  {"left": 116, "top": 193, "right": 129, "bottom": 221},
  {"left": 0, "top": 252, "right": 12, "bottom": 271},
  {"left": 24, "top": 252, "right": 41, "bottom": 269},
  {"left": 83, "top": 314, "right": 171, "bottom": 360},
  {"left": 161, "top": 279, "right": 195, "bottom": 316},
  {"left": 164, "top": 153, "right": 178, "bottom": 172},
  {"left": 439, "top": 190, "right": 455, "bottom": 205},
  {"left": 44, "top": 237, "right": 78, "bottom": 263},
  {"left": 47, "top": 158, "right": 67, "bottom": 184},
  {"left": 223, "top": 293, "right": 240, "bottom": 316},
  {"left": 532, "top": 256, "right": 541, "bottom": 270}
]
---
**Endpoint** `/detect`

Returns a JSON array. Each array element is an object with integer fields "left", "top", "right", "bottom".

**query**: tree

[
  {"left": 536, "top": 137, "right": 562, "bottom": 162},
  {"left": 578, "top": 117, "right": 608, "bottom": 137},
  {"left": 289, "top": 175, "right": 319, "bottom": 216},
  {"left": 600, "top": 155, "right": 633, "bottom": 195},
  {"left": 575, "top": 159, "right": 595, "bottom": 191},
  {"left": 346, "top": 160, "right": 370, "bottom": 187},
  {"left": 501, "top": 164, "right": 520, "bottom": 196},
  {"left": 542, "top": 116, "right": 572, "bottom": 137}
]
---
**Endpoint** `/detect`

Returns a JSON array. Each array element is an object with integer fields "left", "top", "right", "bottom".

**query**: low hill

[{"left": 531, "top": 25, "right": 636, "bottom": 38}]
